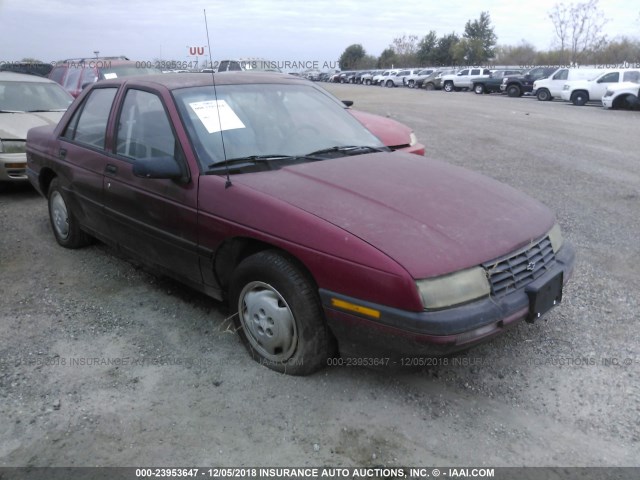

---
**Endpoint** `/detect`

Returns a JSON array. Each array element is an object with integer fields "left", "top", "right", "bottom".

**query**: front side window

[
  {"left": 553, "top": 69, "right": 568, "bottom": 80},
  {"left": 599, "top": 72, "right": 619, "bottom": 83},
  {"left": 116, "top": 89, "right": 177, "bottom": 160},
  {"left": 63, "top": 88, "right": 117, "bottom": 148}
]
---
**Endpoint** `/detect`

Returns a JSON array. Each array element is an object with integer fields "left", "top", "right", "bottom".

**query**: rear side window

[
  {"left": 623, "top": 71, "right": 640, "bottom": 83},
  {"left": 63, "top": 88, "right": 117, "bottom": 149}
]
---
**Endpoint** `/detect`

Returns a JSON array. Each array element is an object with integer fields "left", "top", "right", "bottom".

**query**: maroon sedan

[{"left": 26, "top": 73, "right": 574, "bottom": 375}]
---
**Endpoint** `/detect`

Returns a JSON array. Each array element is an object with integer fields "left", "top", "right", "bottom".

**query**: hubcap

[
  {"left": 238, "top": 281, "right": 297, "bottom": 362},
  {"left": 50, "top": 191, "right": 69, "bottom": 239}
]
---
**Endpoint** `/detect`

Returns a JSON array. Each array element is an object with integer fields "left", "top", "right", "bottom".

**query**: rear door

[
  {"left": 57, "top": 86, "right": 118, "bottom": 238},
  {"left": 103, "top": 87, "right": 201, "bottom": 284}
]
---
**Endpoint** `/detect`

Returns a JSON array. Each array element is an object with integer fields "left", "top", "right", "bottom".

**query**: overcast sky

[{"left": 1, "top": 0, "right": 638, "bottom": 68}]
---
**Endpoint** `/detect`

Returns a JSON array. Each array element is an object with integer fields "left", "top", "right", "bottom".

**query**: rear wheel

[
  {"left": 571, "top": 91, "right": 588, "bottom": 106},
  {"left": 424, "top": 83, "right": 435, "bottom": 91},
  {"left": 47, "top": 178, "right": 91, "bottom": 248},
  {"left": 507, "top": 85, "right": 521, "bottom": 97},
  {"left": 443, "top": 81, "right": 454, "bottom": 92},
  {"left": 386, "top": 80, "right": 394, "bottom": 88},
  {"left": 536, "top": 89, "right": 551, "bottom": 101},
  {"left": 229, "top": 250, "right": 335, "bottom": 375},
  {"left": 407, "top": 80, "right": 415, "bottom": 88}
]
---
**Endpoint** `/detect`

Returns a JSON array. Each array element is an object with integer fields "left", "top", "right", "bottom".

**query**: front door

[{"left": 103, "top": 87, "right": 201, "bottom": 285}]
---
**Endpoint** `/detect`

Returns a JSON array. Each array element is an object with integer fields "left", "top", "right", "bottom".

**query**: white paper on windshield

[
  {"left": 189, "top": 100, "right": 245, "bottom": 134},
  {"left": 103, "top": 73, "right": 118, "bottom": 79}
]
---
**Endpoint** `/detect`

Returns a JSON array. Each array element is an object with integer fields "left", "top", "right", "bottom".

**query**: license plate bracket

[{"left": 525, "top": 272, "right": 563, "bottom": 323}]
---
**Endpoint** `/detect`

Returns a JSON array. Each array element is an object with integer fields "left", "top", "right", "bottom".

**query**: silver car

[{"left": 0, "top": 72, "right": 73, "bottom": 189}]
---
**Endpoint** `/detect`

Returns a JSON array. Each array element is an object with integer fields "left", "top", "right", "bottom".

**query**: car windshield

[
  {"left": 173, "top": 83, "right": 385, "bottom": 172},
  {"left": 0, "top": 81, "right": 73, "bottom": 112}
]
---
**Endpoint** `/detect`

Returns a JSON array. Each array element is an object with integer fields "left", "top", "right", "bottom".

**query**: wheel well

[
  {"left": 571, "top": 89, "right": 588, "bottom": 99},
  {"left": 38, "top": 168, "right": 57, "bottom": 197},
  {"left": 612, "top": 94, "right": 636, "bottom": 109},
  {"left": 213, "top": 238, "right": 317, "bottom": 295}
]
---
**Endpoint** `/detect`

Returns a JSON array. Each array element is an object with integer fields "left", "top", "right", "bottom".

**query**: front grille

[{"left": 483, "top": 236, "right": 556, "bottom": 298}]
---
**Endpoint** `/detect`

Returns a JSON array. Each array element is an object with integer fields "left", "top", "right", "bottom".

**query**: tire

[
  {"left": 47, "top": 177, "right": 91, "bottom": 248},
  {"left": 424, "top": 83, "right": 435, "bottom": 91},
  {"left": 507, "top": 85, "right": 521, "bottom": 97},
  {"left": 443, "top": 81, "right": 454, "bottom": 92},
  {"left": 474, "top": 84, "right": 485, "bottom": 94},
  {"left": 536, "top": 89, "right": 551, "bottom": 101},
  {"left": 386, "top": 80, "right": 394, "bottom": 88},
  {"left": 571, "top": 91, "right": 588, "bottom": 106},
  {"left": 229, "top": 250, "right": 335, "bottom": 375},
  {"left": 408, "top": 80, "right": 415, "bottom": 88},
  {"left": 365, "top": 79, "right": 371, "bottom": 85}
]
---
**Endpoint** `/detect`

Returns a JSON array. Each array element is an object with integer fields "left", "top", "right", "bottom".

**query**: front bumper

[
  {"left": 601, "top": 97, "right": 614, "bottom": 108},
  {"left": 321, "top": 242, "right": 575, "bottom": 357},
  {"left": 0, "top": 153, "right": 28, "bottom": 183}
]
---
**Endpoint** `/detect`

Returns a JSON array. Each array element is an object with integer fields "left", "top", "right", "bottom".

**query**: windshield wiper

[
  {"left": 208, "top": 154, "right": 296, "bottom": 170},
  {"left": 304, "top": 145, "right": 387, "bottom": 158},
  {"left": 27, "top": 109, "right": 67, "bottom": 113}
]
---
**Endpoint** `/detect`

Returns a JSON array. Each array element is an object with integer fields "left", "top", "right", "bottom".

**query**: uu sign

[{"left": 188, "top": 46, "right": 206, "bottom": 56}]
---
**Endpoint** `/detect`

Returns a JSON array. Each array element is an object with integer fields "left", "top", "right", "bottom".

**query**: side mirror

[
  {"left": 342, "top": 100, "right": 354, "bottom": 107},
  {"left": 133, "top": 156, "right": 184, "bottom": 180}
]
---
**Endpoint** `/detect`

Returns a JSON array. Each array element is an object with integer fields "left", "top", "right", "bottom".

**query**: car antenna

[{"left": 204, "top": 8, "right": 232, "bottom": 189}]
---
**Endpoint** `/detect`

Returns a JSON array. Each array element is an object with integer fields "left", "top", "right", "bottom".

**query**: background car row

[{"left": 314, "top": 66, "right": 640, "bottom": 110}]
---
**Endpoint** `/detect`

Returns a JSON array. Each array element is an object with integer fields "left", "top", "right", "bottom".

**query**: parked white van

[
  {"left": 560, "top": 69, "right": 640, "bottom": 105},
  {"left": 532, "top": 68, "right": 600, "bottom": 101}
]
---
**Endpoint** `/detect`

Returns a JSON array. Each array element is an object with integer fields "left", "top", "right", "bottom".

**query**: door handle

[
  {"left": 105, "top": 164, "right": 118, "bottom": 174},
  {"left": 59, "top": 148, "right": 67, "bottom": 159}
]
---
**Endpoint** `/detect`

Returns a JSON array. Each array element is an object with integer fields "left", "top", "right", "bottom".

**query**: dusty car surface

[
  {"left": 26, "top": 72, "right": 574, "bottom": 375},
  {"left": 0, "top": 71, "right": 73, "bottom": 189}
]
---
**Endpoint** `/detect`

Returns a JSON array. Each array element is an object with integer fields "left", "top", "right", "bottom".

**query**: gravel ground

[{"left": 0, "top": 84, "right": 639, "bottom": 468}]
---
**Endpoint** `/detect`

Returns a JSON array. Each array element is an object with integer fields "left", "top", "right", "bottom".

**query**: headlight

[
  {"left": 603, "top": 90, "right": 613, "bottom": 97},
  {"left": 409, "top": 132, "right": 417, "bottom": 146},
  {"left": 563, "top": 85, "right": 570, "bottom": 91},
  {"left": 548, "top": 223, "right": 564, "bottom": 253},
  {"left": 533, "top": 82, "right": 538, "bottom": 89},
  {"left": 0, "top": 139, "right": 26, "bottom": 154},
  {"left": 416, "top": 267, "right": 490, "bottom": 310}
]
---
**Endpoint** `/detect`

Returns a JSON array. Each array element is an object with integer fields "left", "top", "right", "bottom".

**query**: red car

[{"left": 26, "top": 73, "right": 574, "bottom": 375}]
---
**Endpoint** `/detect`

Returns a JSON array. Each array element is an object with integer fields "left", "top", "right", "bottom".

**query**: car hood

[
  {"left": 234, "top": 153, "right": 555, "bottom": 279},
  {"left": 0, "top": 111, "right": 64, "bottom": 140},
  {"left": 348, "top": 109, "right": 411, "bottom": 148}
]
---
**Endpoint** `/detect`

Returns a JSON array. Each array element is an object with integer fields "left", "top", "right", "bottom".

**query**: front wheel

[
  {"left": 48, "top": 178, "right": 91, "bottom": 248},
  {"left": 424, "top": 83, "right": 435, "bottom": 91},
  {"left": 386, "top": 80, "right": 394, "bottom": 88},
  {"left": 407, "top": 80, "right": 415, "bottom": 88},
  {"left": 571, "top": 91, "right": 588, "bottom": 106},
  {"left": 507, "top": 85, "right": 521, "bottom": 97},
  {"left": 443, "top": 81, "right": 454, "bottom": 92},
  {"left": 229, "top": 250, "right": 335, "bottom": 375},
  {"left": 474, "top": 84, "right": 485, "bottom": 94},
  {"left": 536, "top": 89, "right": 551, "bottom": 101}
]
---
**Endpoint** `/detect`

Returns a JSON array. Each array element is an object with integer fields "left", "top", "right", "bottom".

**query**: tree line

[{"left": 339, "top": 1, "right": 640, "bottom": 70}]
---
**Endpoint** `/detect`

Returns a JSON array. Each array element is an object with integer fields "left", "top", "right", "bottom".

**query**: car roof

[
  {"left": 0, "top": 71, "right": 58, "bottom": 83},
  {"left": 97, "top": 72, "right": 311, "bottom": 90}
]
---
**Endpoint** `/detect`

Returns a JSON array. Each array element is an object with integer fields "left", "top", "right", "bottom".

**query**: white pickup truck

[
  {"left": 560, "top": 68, "right": 640, "bottom": 105},
  {"left": 441, "top": 68, "right": 491, "bottom": 92}
]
